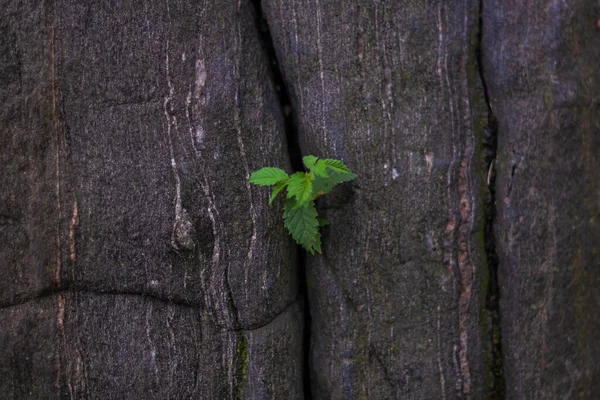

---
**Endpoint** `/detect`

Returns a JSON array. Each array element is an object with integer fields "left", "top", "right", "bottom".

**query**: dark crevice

[
  {"left": 250, "top": 1, "right": 303, "bottom": 172},
  {"left": 507, "top": 164, "right": 516, "bottom": 198},
  {"left": 476, "top": 1, "right": 505, "bottom": 399},
  {"left": 249, "top": 1, "right": 312, "bottom": 399},
  {"left": 300, "top": 278, "right": 312, "bottom": 399}
]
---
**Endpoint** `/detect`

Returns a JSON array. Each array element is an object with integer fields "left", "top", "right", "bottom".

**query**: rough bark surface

[
  {"left": 482, "top": 1, "right": 600, "bottom": 398},
  {"left": 0, "top": 0, "right": 302, "bottom": 398},
  {"left": 2, "top": 0, "right": 599, "bottom": 398},
  {"left": 264, "top": 0, "right": 494, "bottom": 398}
]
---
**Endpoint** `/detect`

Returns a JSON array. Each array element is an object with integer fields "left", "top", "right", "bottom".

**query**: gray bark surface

[
  {"left": 264, "top": 0, "right": 493, "bottom": 398},
  {"left": 2, "top": 0, "right": 599, "bottom": 399},
  {"left": 1, "top": 0, "right": 302, "bottom": 398},
  {"left": 482, "top": 1, "right": 600, "bottom": 398}
]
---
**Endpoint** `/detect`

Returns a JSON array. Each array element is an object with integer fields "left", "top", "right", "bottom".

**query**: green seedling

[{"left": 249, "top": 156, "right": 357, "bottom": 254}]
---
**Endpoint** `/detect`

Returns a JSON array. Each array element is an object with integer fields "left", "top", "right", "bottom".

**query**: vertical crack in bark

[
  {"left": 476, "top": 1, "right": 505, "bottom": 398},
  {"left": 251, "top": 4, "right": 303, "bottom": 172},
  {"left": 249, "top": 1, "right": 312, "bottom": 398}
]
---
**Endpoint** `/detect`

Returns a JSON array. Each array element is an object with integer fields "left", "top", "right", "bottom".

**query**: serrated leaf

[
  {"left": 269, "top": 179, "right": 288, "bottom": 204},
  {"left": 284, "top": 199, "right": 321, "bottom": 254},
  {"left": 303, "top": 156, "right": 328, "bottom": 177},
  {"left": 303, "top": 155, "right": 318, "bottom": 169},
  {"left": 311, "top": 233, "right": 322, "bottom": 254},
  {"left": 249, "top": 156, "right": 356, "bottom": 255},
  {"left": 321, "top": 159, "right": 352, "bottom": 174},
  {"left": 249, "top": 167, "right": 289, "bottom": 186},
  {"left": 311, "top": 171, "right": 357, "bottom": 199},
  {"left": 287, "top": 172, "right": 313, "bottom": 207}
]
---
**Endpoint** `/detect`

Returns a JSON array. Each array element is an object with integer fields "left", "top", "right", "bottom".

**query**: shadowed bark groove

[
  {"left": 475, "top": 0, "right": 505, "bottom": 397},
  {"left": 249, "top": 0, "right": 313, "bottom": 397},
  {"left": 0, "top": 288, "right": 300, "bottom": 332}
]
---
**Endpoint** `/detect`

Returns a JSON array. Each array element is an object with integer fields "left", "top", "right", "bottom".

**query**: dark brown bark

[
  {"left": 0, "top": 0, "right": 302, "bottom": 398},
  {"left": 263, "top": 0, "right": 492, "bottom": 398},
  {"left": 1, "top": 0, "right": 598, "bottom": 399},
  {"left": 483, "top": 0, "right": 600, "bottom": 398}
]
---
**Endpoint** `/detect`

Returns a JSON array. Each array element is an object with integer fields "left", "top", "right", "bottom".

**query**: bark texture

[
  {"left": 0, "top": 0, "right": 302, "bottom": 398},
  {"left": 264, "top": 0, "right": 493, "bottom": 398},
  {"left": 1, "top": 0, "right": 599, "bottom": 399},
  {"left": 482, "top": 1, "right": 600, "bottom": 398}
]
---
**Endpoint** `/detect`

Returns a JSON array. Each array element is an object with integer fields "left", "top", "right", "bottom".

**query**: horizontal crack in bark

[{"left": 0, "top": 288, "right": 299, "bottom": 332}]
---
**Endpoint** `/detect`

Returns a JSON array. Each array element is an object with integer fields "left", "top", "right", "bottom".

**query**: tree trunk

[
  {"left": 1, "top": 1, "right": 302, "bottom": 398},
  {"left": 1, "top": 0, "right": 598, "bottom": 399},
  {"left": 482, "top": 1, "right": 600, "bottom": 398},
  {"left": 264, "top": 0, "right": 492, "bottom": 398}
]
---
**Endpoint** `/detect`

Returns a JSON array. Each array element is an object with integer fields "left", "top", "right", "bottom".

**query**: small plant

[{"left": 249, "top": 156, "right": 357, "bottom": 254}]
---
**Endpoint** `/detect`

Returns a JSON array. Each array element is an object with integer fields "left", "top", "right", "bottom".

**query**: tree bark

[
  {"left": 1, "top": 0, "right": 302, "bottom": 398},
  {"left": 264, "top": 0, "right": 493, "bottom": 398},
  {"left": 1, "top": 0, "right": 599, "bottom": 399},
  {"left": 482, "top": 1, "right": 600, "bottom": 398}
]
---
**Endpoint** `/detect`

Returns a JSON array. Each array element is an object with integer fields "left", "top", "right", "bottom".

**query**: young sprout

[{"left": 249, "top": 156, "right": 357, "bottom": 254}]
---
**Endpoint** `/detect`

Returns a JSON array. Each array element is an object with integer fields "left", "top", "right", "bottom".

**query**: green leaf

[
  {"left": 303, "top": 156, "right": 328, "bottom": 177},
  {"left": 284, "top": 199, "right": 321, "bottom": 254},
  {"left": 311, "top": 171, "right": 357, "bottom": 199},
  {"left": 249, "top": 156, "right": 356, "bottom": 255},
  {"left": 287, "top": 172, "right": 313, "bottom": 208},
  {"left": 302, "top": 155, "right": 318, "bottom": 169},
  {"left": 321, "top": 159, "right": 352, "bottom": 174},
  {"left": 269, "top": 179, "right": 288, "bottom": 204},
  {"left": 317, "top": 218, "right": 329, "bottom": 227},
  {"left": 310, "top": 231, "right": 322, "bottom": 254},
  {"left": 249, "top": 167, "right": 289, "bottom": 186}
]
